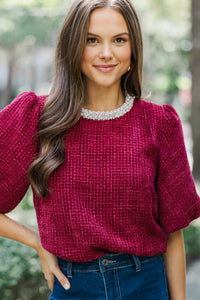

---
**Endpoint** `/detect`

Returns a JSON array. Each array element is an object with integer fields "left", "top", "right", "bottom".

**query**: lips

[{"left": 93, "top": 64, "right": 117, "bottom": 73}]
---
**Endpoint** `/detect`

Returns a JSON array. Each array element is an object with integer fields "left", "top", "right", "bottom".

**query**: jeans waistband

[{"left": 57, "top": 253, "right": 163, "bottom": 278}]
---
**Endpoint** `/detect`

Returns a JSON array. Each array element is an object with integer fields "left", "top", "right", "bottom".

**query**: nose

[{"left": 99, "top": 42, "right": 114, "bottom": 60}]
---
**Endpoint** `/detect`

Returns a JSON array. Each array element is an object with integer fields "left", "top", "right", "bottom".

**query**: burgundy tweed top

[{"left": 1, "top": 92, "right": 200, "bottom": 262}]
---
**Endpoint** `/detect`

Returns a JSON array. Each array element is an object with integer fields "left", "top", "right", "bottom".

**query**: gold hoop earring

[{"left": 128, "top": 66, "right": 131, "bottom": 71}]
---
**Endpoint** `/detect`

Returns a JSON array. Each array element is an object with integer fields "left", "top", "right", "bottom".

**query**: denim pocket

[
  {"left": 137, "top": 254, "right": 169, "bottom": 300},
  {"left": 115, "top": 254, "right": 169, "bottom": 300},
  {"left": 50, "top": 254, "right": 170, "bottom": 300},
  {"left": 158, "top": 255, "right": 170, "bottom": 298},
  {"left": 50, "top": 276, "right": 71, "bottom": 300}
]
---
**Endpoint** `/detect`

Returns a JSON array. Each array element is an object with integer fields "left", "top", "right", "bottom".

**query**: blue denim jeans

[{"left": 50, "top": 252, "right": 169, "bottom": 300}]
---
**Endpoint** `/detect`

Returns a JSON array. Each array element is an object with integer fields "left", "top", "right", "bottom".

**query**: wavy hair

[{"left": 28, "top": 0, "right": 143, "bottom": 198}]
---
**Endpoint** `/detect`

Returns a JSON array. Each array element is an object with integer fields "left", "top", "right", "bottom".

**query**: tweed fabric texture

[{"left": 1, "top": 92, "right": 200, "bottom": 262}]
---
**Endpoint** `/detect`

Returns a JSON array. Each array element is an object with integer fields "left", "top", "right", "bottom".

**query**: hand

[{"left": 37, "top": 244, "right": 71, "bottom": 291}]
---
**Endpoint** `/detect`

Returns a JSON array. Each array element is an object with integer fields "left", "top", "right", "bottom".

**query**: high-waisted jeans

[{"left": 50, "top": 252, "right": 169, "bottom": 300}]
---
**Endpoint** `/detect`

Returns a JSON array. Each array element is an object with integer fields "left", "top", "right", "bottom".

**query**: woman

[{"left": 0, "top": 0, "right": 200, "bottom": 299}]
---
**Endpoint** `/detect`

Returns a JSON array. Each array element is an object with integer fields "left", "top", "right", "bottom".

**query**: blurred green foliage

[
  {"left": 20, "top": 187, "right": 34, "bottom": 210},
  {"left": 0, "top": 222, "right": 200, "bottom": 299},
  {"left": 136, "top": 0, "right": 192, "bottom": 103},
  {"left": 0, "top": 0, "right": 199, "bottom": 298},
  {"left": 183, "top": 224, "right": 200, "bottom": 260},
  {"left": 0, "top": 0, "right": 191, "bottom": 103},
  {"left": 0, "top": 1, "right": 68, "bottom": 49},
  {"left": 0, "top": 238, "right": 50, "bottom": 300}
]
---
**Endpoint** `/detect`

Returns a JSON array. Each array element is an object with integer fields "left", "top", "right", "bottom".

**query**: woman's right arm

[
  {"left": 0, "top": 213, "right": 71, "bottom": 291},
  {"left": 0, "top": 93, "right": 70, "bottom": 291}
]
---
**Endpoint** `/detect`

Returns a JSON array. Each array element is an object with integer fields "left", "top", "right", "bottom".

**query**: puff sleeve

[
  {"left": 155, "top": 104, "right": 200, "bottom": 233},
  {"left": 0, "top": 92, "right": 39, "bottom": 213}
]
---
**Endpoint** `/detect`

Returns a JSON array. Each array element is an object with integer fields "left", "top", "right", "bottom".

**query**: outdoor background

[{"left": 0, "top": 0, "right": 200, "bottom": 299}]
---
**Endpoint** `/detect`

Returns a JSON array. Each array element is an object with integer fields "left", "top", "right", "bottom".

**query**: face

[{"left": 81, "top": 7, "right": 132, "bottom": 91}]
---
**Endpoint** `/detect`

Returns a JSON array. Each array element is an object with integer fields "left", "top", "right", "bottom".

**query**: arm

[
  {"left": 0, "top": 213, "right": 70, "bottom": 291},
  {"left": 163, "top": 230, "right": 186, "bottom": 300}
]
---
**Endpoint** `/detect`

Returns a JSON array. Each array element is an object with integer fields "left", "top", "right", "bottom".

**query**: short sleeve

[
  {"left": 155, "top": 104, "right": 200, "bottom": 233},
  {"left": 0, "top": 92, "right": 40, "bottom": 213}
]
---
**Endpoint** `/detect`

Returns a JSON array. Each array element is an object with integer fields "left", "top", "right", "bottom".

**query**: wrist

[{"left": 31, "top": 229, "right": 42, "bottom": 251}]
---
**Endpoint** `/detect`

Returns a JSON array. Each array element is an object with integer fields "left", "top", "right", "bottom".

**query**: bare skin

[
  {"left": 0, "top": 7, "right": 131, "bottom": 294},
  {"left": 164, "top": 230, "right": 186, "bottom": 300},
  {"left": 81, "top": 7, "right": 132, "bottom": 111},
  {"left": 82, "top": 9, "right": 187, "bottom": 297},
  {"left": 0, "top": 8, "right": 187, "bottom": 297},
  {"left": 0, "top": 212, "right": 187, "bottom": 297},
  {"left": 0, "top": 213, "right": 70, "bottom": 291}
]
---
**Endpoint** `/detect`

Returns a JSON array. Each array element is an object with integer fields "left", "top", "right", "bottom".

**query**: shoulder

[
  {"left": 1, "top": 92, "right": 48, "bottom": 119},
  {"left": 9, "top": 91, "right": 38, "bottom": 108},
  {"left": 133, "top": 99, "right": 182, "bottom": 144},
  {"left": 0, "top": 92, "right": 48, "bottom": 133},
  {"left": 9, "top": 91, "right": 47, "bottom": 110},
  {"left": 135, "top": 98, "right": 180, "bottom": 124}
]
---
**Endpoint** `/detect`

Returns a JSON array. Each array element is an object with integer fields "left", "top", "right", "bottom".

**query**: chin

[
  {"left": 95, "top": 79, "right": 121, "bottom": 89},
  {"left": 96, "top": 83, "right": 117, "bottom": 89}
]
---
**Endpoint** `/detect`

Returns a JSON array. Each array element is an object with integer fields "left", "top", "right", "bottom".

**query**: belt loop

[
  {"left": 131, "top": 255, "right": 141, "bottom": 272},
  {"left": 67, "top": 261, "right": 73, "bottom": 278}
]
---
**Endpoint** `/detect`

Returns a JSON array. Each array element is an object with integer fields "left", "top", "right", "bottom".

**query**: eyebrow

[{"left": 87, "top": 32, "right": 130, "bottom": 37}]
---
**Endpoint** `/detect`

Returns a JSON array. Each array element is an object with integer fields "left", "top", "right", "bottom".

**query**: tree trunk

[
  {"left": 191, "top": 0, "right": 200, "bottom": 179},
  {"left": 1, "top": 52, "right": 15, "bottom": 110}
]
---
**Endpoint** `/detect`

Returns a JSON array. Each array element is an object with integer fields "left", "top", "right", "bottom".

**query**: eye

[
  {"left": 87, "top": 37, "right": 98, "bottom": 44},
  {"left": 114, "top": 37, "right": 126, "bottom": 44}
]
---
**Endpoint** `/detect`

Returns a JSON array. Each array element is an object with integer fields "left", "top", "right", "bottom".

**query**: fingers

[
  {"left": 37, "top": 245, "right": 71, "bottom": 291},
  {"left": 53, "top": 267, "right": 71, "bottom": 290},
  {"left": 46, "top": 274, "right": 55, "bottom": 291}
]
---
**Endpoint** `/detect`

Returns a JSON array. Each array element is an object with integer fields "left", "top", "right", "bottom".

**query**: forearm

[
  {"left": 163, "top": 230, "right": 186, "bottom": 300},
  {"left": 0, "top": 213, "right": 41, "bottom": 251},
  {"left": 0, "top": 213, "right": 71, "bottom": 291}
]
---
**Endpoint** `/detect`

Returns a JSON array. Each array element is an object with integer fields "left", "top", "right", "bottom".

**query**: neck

[{"left": 83, "top": 84, "right": 125, "bottom": 112}]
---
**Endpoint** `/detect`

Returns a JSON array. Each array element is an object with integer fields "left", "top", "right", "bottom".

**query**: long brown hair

[{"left": 28, "top": 0, "right": 143, "bottom": 198}]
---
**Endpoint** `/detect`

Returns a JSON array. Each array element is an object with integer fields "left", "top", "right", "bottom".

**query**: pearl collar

[{"left": 81, "top": 94, "right": 135, "bottom": 120}]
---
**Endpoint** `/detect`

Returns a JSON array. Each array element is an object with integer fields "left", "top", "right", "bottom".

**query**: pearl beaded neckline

[{"left": 81, "top": 94, "right": 135, "bottom": 120}]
